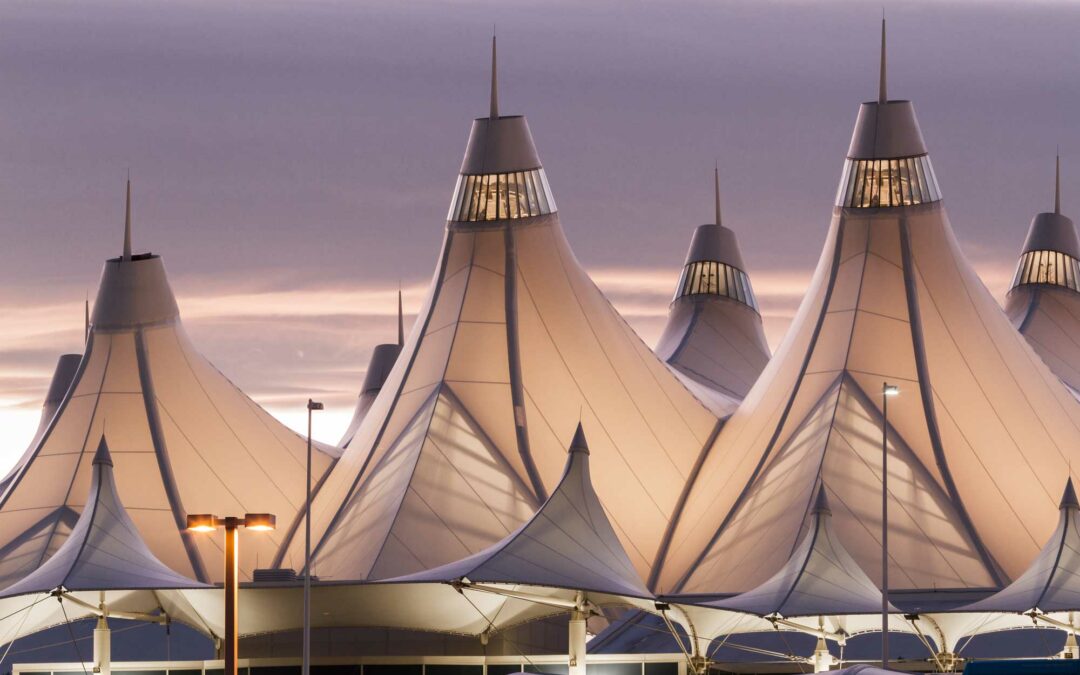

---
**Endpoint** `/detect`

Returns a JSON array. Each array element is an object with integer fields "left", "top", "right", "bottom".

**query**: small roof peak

[
  {"left": 569, "top": 423, "right": 590, "bottom": 455},
  {"left": 93, "top": 435, "right": 113, "bottom": 467},
  {"left": 1056, "top": 152, "right": 1062, "bottom": 216},
  {"left": 122, "top": 178, "right": 132, "bottom": 262},
  {"left": 714, "top": 163, "right": 722, "bottom": 227},
  {"left": 812, "top": 484, "right": 831, "bottom": 516},
  {"left": 878, "top": 16, "right": 888, "bottom": 105},
  {"left": 397, "top": 286, "right": 405, "bottom": 346},
  {"left": 489, "top": 33, "right": 499, "bottom": 120},
  {"left": 1061, "top": 477, "right": 1079, "bottom": 510}
]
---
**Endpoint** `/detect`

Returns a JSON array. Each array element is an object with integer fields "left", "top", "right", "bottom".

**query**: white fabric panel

[
  {"left": 0, "top": 254, "right": 339, "bottom": 587},
  {"left": 665, "top": 189, "right": 1057, "bottom": 593},
  {"left": 304, "top": 206, "right": 719, "bottom": 584},
  {"left": 393, "top": 428, "right": 650, "bottom": 599},
  {"left": 705, "top": 490, "right": 891, "bottom": 617},
  {"left": 655, "top": 218, "right": 842, "bottom": 591},
  {"left": 1007, "top": 285, "right": 1080, "bottom": 394},
  {"left": 1, "top": 439, "right": 204, "bottom": 597},
  {"left": 963, "top": 493, "right": 1080, "bottom": 613},
  {"left": 655, "top": 296, "right": 771, "bottom": 400}
]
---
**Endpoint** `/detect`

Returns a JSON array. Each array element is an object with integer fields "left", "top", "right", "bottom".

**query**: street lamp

[
  {"left": 186, "top": 512, "right": 276, "bottom": 675},
  {"left": 881, "top": 382, "right": 899, "bottom": 668},
  {"left": 304, "top": 399, "right": 323, "bottom": 675}
]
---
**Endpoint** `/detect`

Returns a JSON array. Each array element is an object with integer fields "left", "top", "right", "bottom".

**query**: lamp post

[
  {"left": 304, "top": 399, "right": 323, "bottom": 675},
  {"left": 881, "top": 382, "right": 899, "bottom": 669},
  {"left": 187, "top": 512, "right": 276, "bottom": 675}
]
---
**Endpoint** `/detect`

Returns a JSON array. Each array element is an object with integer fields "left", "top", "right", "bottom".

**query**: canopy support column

[
  {"left": 569, "top": 592, "right": 587, "bottom": 675},
  {"left": 93, "top": 615, "right": 110, "bottom": 675}
]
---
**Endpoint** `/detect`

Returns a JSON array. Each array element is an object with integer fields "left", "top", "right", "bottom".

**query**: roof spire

[
  {"left": 714, "top": 162, "right": 722, "bottom": 227},
  {"left": 1056, "top": 151, "right": 1062, "bottom": 215},
  {"left": 569, "top": 422, "right": 590, "bottom": 455},
  {"left": 93, "top": 435, "right": 114, "bottom": 467},
  {"left": 397, "top": 285, "right": 404, "bottom": 346},
  {"left": 489, "top": 31, "right": 499, "bottom": 119},
  {"left": 812, "top": 483, "right": 831, "bottom": 516},
  {"left": 84, "top": 293, "right": 90, "bottom": 344},
  {"left": 1062, "top": 477, "right": 1079, "bottom": 510},
  {"left": 878, "top": 14, "right": 887, "bottom": 105},
  {"left": 122, "top": 176, "right": 132, "bottom": 262}
]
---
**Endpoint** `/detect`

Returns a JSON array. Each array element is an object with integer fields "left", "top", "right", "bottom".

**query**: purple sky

[{"left": 0, "top": 0, "right": 1078, "bottom": 456}]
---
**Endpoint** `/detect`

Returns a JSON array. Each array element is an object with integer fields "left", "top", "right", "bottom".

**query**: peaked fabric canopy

[
  {"left": 700, "top": 486, "right": 892, "bottom": 617},
  {"left": 0, "top": 187, "right": 338, "bottom": 587},
  {"left": 655, "top": 174, "right": 770, "bottom": 402},
  {"left": 1004, "top": 161, "right": 1080, "bottom": 396},
  {"left": 392, "top": 424, "right": 651, "bottom": 599},
  {"left": 282, "top": 45, "right": 719, "bottom": 584},
  {"left": 1, "top": 437, "right": 206, "bottom": 598},
  {"left": 0, "top": 354, "right": 81, "bottom": 496},
  {"left": 962, "top": 479, "right": 1080, "bottom": 613},
  {"left": 652, "top": 25, "right": 1080, "bottom": 596}
]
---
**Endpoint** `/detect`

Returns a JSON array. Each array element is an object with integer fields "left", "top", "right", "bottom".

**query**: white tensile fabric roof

[
  {"left": 391, "top": 423, "right": 651, "bottom": 599},
  {"left": 698, "top": 485, "right": 893, "bottom": 618},
  {"left": 282, "top": 52, "right": 721, "bottom": 586},
  {"left": 1004, "top": 181, "right": 1080, "bottom": 395},
  {"left": 0, "top": 436, "right": 207, "bottom": 598},
  {"left": 652, "top": 35, "right": 1080, "bottom": 596},
  {"left": 181, "top": 425, "right": 655, "bottom": 640},
  {"left": 0, "top": 354, "right": 81, "bottom": 496},
  {"left": 0, "top": 193, "right": 338, "bottom": 587},
  {"left": 655, "top": 175, "right": 771, "bottom": 402},
  {"left": 962, "top": 479, "right": 1080, "bottom": 613}
]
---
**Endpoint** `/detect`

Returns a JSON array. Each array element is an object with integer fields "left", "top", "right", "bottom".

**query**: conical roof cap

[
  {"left": 1018, "top": 159, "right": 1079, "bottom": 259},
  {"left": 846, "top": 20, "right": 927, "bottom": 159},
  {"left": 459, "top": 37, "right": 542, "bottom": 174}
]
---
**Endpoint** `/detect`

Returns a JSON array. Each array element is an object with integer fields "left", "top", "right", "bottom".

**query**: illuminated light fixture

[
  {"left": 244, "top": 513, "right": 276, "bottom": 532},
  {"left": 187, "top": 511, "right": 276, "bottom": 675},
  {"left": 883, "top": 384, "right": 900, "bottom": 397},
  {"left": 186, "top": 514, "right": 217, "bottom": 532}
]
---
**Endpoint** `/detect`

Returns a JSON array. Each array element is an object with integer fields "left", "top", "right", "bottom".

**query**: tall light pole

[
  {"left": 881, "top": 382, "right": 899, "bottom": 669},
  {"left": 304, "top": 399, "right": 323, "bottom": 675},
  {"left": 187, "top": 512, "right": 276, "bottom": 675}
]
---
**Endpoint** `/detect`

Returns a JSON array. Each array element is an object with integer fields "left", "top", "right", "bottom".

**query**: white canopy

[
  {"left": 1, "top": 436, "right": 207, "bottom": 598},
  {"left": 655, "top": 171, "right": 770, "bottom": 403},
  {"left": 0, "top": 184, "right": 338, "bottom": 587},
  {"left": 699, "top": 485, "right": 894, "bottom": 618},
  {"left": 284, "top": 41, "right": 720, "bottom": 586},
  {"left": 392, "top": 423, "right": 651, "bottom": 599},
  {"left": 653, "top": 22, "right": 1080, "bottom": 597},
  {"left": 962, "top": 479, "right": 1080, "bottom": 614}
]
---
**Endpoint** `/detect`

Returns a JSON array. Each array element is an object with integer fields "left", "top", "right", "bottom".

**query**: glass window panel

[
  {"left": 540, "top": 168, "right": 557, "bottom": 211},
  {"left": 448, "top": 174, "right": 464, "bottom": 220},
  {"left": 469, "top": 175, "right": 484, "bottom": 221},
  {"left": 456, "top": 175, "right": 473, "bottom": 221},
  {"left": 926, "top": 159, "right": 941, "bottom": 201},
  {"left": 914, "top": 156, "right": 930, "bottom": 203},
  {"left": 498, "top": 173, "right": 510, "bottom": 219},
  {"left": 908, "top": 158, "right": 923, "bottom": 204},
  {"left": 836, "top": 160, "right": 851, "bottom": 206},
  {"left": 485, "top": 175, "right": 499, "bottom": 220},
  {"left": 844, "top": 160, "right": 859, "bottom": 207},
  {"left": 533, "top": 170, "right": 550, "bottom": 213},
  {"left": 870, "top": 161, "right": 882, "bottom": 207}
]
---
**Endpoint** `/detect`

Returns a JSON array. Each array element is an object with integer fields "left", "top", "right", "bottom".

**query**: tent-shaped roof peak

[
  {"left": 1062, "top": 477, "right": 1079, "bottom": 510},
  {"left": 389, "top": 426, "right": 650, "bottom": 599},
  {"left": 961, "top": 478, "right": 1080, "bottom": 613},
  {"left": 0, "top": 436, "right": 206, "bottom": 598},
  {"left": 696, "top": 483, "right": 893, "bottom": 618}
]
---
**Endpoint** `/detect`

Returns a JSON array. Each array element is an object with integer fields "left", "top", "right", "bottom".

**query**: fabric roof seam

[
  {"left": 134, "top": 329, "right": 209, "bottom": 582},
  {"left": 542, "top": 237, "right": 720, "bottom": 443},
  {"left": 504, "top": 221, "right": 548, "bottom": 502},
  {"left": 291, "top": 228, "right": 460, "bottom": 568},
  {"left": 923, "top": 238, "right": 1080, "bottom": 498},
  {"left": 311, "top": 385, "right": 445, "bottom": 577},
  {"left": 668, "top": 219, "right": 848, "bottom": 593},
  {"left": 899, "top": 217, "right": 1004, "bottom": 585}
]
